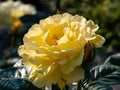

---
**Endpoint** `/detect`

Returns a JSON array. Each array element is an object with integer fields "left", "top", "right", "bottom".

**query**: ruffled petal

[
  {"left": 18, "top": 45, "right": 54, "bottom": 66},
  {"left": 86, "top": 20, "right": 99, "bottom": 32},
  {"left": 29, "top": 64, "right": 63, "bottom": 88},
  {"left": 90, "top": 35, "right": 105, "bottom": 47},
  {"left": 60, "top": 48, "right": 84, "bottom": 74},
  {"left": 63, "top": 66, "right": 84, "bottom": 84}
]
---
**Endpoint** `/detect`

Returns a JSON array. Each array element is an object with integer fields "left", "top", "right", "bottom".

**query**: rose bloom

[
  {"left": 18, "top": 13, "right": 105, "bottom": 89},
  {"left": 0, "top": 8, "right": 13, "bottom": 30},
  {"left": 0, "top": 0, "right": 36, "bottom": 20}
]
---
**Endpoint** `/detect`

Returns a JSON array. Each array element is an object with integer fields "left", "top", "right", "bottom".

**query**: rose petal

[
  {"left": 63, "top": 66, "right": 84, "bottom": 84},
  {"left": 90, "top": 35, "right": 105, "bottom": 47},
  {"left": 60, "top": 48, "right": 84, "bottom": 74},
  {"left": 86, "top": 20, "right": 99, "bottom": 32},
  {"left": 29, "top": 64, "right": 63, "bottom": 88},
  {"left": 18, "top": 46, "right": 54, "bottom": 66}
]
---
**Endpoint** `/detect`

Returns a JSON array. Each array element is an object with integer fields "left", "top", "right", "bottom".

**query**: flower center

[
  {"left": 45, "top": 24, "right": 66, "bottom": 46},
  {"left": 47, "top": 34, "right": 60, "bottom": 46}
]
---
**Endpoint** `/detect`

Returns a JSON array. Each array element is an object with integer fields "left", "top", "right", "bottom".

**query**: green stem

[
  {"left": 77, "top": 81, "right": 80, "bottom": 90},
  {"left": 77, "top": 81, "right": 83, "bottom": 90},
  {"left": 55, "top": 0, "right": 61, "bottom": 13},
  {"left": 65, "top": 85, "right": 69, "bottom": 90}
]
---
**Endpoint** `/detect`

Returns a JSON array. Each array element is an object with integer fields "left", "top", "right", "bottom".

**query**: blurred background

[{"left": 0, "top": 0, "right": 120, "bottom": 68}]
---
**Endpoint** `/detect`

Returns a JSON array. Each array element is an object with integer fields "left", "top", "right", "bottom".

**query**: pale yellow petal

[
  {"left": 86, "top": 20, "right": 99, "bottom": 32},
  {"left": 90, "top": 35, "right": 105, "bottom": 47},
  {"left": 24, "top": 24, "right": 43, "bottom": 38},
  {"left": 63, "top": 66, "right": 84, "bottom": 84},
  {"left": 60, "top": 48, "right": 84, "bottom": 74},
  {"left": 59, "top": 13, "right": 73, "bottom": 23},
  {"left": 29, "top": 64, "right": 62, "bottom": 88},
  {"left": 58, "top": 39, "right": 84, "bottom": 51},
  {"left": 72, "top": 15, "right": 86, "bottom": 26},
  {"left": 39, "top": 46, "right": 76, "bottom": 60},
  {"left": 23, "top": 24, "right": 46, "bottom": 48},
  {"left": 18, "top": 46, "right": 54, "bottom": 66}
]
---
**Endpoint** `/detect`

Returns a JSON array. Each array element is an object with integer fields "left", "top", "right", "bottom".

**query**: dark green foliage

[
  {"left": 104, "top": 53, "right": 120, "bottom": 66},
  {"left": 87, "top": 53, "right": 120, "bottom": 89},
  {"left": 0, "top": 60, "right": 40, "bottom": 90},
  {"left": 90, "top": 65, "right": 120, "bottom": 85},
  {"left": 20, "top": 12, "right": 49, "bottom": 24},
  {"left": 88, "top": 82, "right": 113, "bottom": 90}
]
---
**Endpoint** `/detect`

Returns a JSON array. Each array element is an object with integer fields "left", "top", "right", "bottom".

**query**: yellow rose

[
  {"left": 0, "top": 0, "right": 36, "bottom": 21},
  {"left": 18, "top": 13, "right": 105, "bottom": 89},
  {"left": 0, "top": 8, "right": 13, "bottom": 30}
]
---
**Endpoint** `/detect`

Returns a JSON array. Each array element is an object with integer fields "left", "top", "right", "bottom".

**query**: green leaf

[
  {"left": 20, "top": 12, "right": 49, "bottom": 24},
  {"left": 88, "top": 82, "right": 112, "bottom": 90},
  {"left": 0, "top": 60, "right": 40, "bottom": 90},
  {"left": 104, "top": 53, "right": 120, "bottom": 66},
  {"left": 90, "top": 65, "right": 120, "bottom": 85}
]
